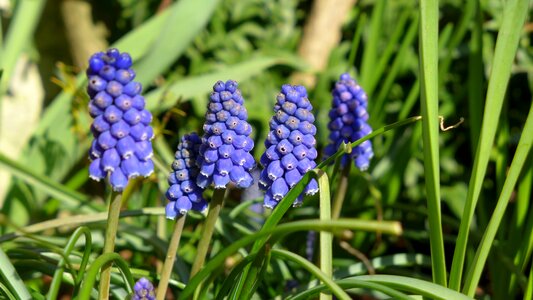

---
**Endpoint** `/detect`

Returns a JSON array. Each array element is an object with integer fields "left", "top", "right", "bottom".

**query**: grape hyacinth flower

[
  {"left": 259, "top": 84, "right": 319, "bottom": 208},
  {"left": 87, "top": 48, "right": 154, "bottom": 191},
  {"left": 166, "top": 133, "right": 208, "bottom": 218},
  {"left": 324, "top": 73, "right": 373, "bottom": 171},
  {"left": 196, "top": 80, "right": 256, "bottom": 189},
  {"left": 132, "top": 277, "right": 156, "bottom": 300}
]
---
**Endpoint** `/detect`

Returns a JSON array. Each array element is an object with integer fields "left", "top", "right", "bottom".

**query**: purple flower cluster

[
  {"left": 197, "top": 80, "right": 256, "bottom": 189},
  {"left": 87, "top": 48, "right": 154, "bottom": 191},
  {"left": 132, "top": 277, "right": 156, "bottom": 300},
  {"left": 324, "top": 73, "right": 373, "bottom": 171},
  {"left": 259, "top": 84, "right": 319, "bottom": 208},
  {"left": 165, "top": 133, "right": 208, "bottom": 218}
]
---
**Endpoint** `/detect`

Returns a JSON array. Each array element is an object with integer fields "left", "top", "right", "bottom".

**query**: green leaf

[
  {"left": 133, "top": 0, "right": 219, "bottom": 85},
  {"left": 78, "top": 253, "right": 135, "bottom": 299},
  {"left": 419, "top": 0, "right": 447, "bottom": 286},
  {"left": 0, "top": 151, "right": 97, "bottom": 212},
  {"left": 47, "top": 227, "right": 92, "bottom": 299},
  {"left": 144, "top": 55, "right": 300, "bottom": 113},
  {"left": 0, "top": 247, "right": 32, "bottom": 300},
  {"left": 0, "top": 0, "right": 46, "bottom": 94},
  {"left": 351, "top": 275, "right": 473, "bottom": 300},
  {"left": 463, "top": 103, "right": 533, "bottom": 297},
  {"left": 449, "top": 0, "right": 531, "bottom": 290},
  {"left": 288, "top": 278, "right": 412, "bottom": 300},
  {"left": 180, "top": 218, "right": 402, "bottom": 299},
  {"left": 271, "top": 249, "right": 350, "bottom": 300}
]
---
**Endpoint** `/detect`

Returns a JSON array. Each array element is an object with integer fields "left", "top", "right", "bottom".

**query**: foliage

[{"left": 0, "top": 0, "right": 531, "bottom": 299}]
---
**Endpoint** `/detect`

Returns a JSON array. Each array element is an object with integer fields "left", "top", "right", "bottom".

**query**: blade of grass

[
  {"left": 46, "top": 226, "right": 92, "bottom": 299},
  {"left": 467, "top": 0, "right": 484, "bottom": 154},
  {"left": 288, "top": 278, "right": 413, "bottom": 300},
  {"left": 231, "top": 116, "right": 421, "bottom": 298},
  {"left": 508, "top": 156, "right": 533, "bottom": 296},
  {"left": 462, "top": 103, "right": 533, "bottom": 297},
  {"left": 0, "top": 247, "right": 31, "bottom": 300},
  {"left": 347, "top": 13, "right": 366, "bottom": 70},
  {"left": 0, "top": 281, "right": 17, "bottom": 300},
  {"left": 134, "top": 0, "right": 219, "bottom": 84},
  {"left": 365, "top": 8, "right": 412, "bottom": 96},
  {"left": 370, "top": 13, "right": 419, "bottom": 125},
  {"left": 0, "top": 207, "right": 165, "bottom": 242},
  {"left": 439, "top": 0, "right": 476, "bottom": 83},
  {"left": 180, "top": 218, "right": 402, "bottom": 299},
  {"left": 145, "top": 56, "right": 298, "bottom": 113},
  {"left": 215, "top": 253, "right": 258, "bottom": 300},
  {"left": 271, "top": 249, "right": 350, "bottom": 300},
  {"left": 0, "top": 0, "right": 46, "bottom": 96},
  {"left": 78, "top": 253, "right": 135, "bottom": 299},
  {"left": 418, "top": 0, "right": 447, "bottom": 286},
  {"left": 360, "top": 0, "right": 385, "bottom": 90},
  {"left": 353, "top": 275, "right": 473, "bottom": 300},
  {"left": 449, "top": 0, "right": 530, "bottom": 290},
  {"left": 0, "top": 151, "right": 99, "bottom": 212},
  {"left": 525, "top": 261, "right": 533, "bottom": 300}
]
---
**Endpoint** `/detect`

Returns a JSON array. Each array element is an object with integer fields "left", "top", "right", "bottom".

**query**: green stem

[
  {"left": 331, "top": 164, "right": 351, "bottom": 220},
  {"left": 317, "top": 170, "right": 332, "bottom": 300},
  {"left": 190, "top": 188, "right": 226, "bottom": 277},
  {"left": 157, "top": 215, "right": 186, "bottom": 300},
  {"left": 98, "top": 190, "right": 123, "bottom": 299}
]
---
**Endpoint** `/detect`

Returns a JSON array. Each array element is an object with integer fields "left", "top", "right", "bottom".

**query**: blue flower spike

[
  {"left": 259, "top": 84, "right": 319, "bottom": 209},
  {"left": 165, "top": 133, "right": 208, "bottom": 219},
  {"left": 132, "top": 277, "right": 156, "bottom": 300},
  {"left": 87, "top": 48, "right": 154, "bottom": 192},
  {"left": 324, "top": 73, "right": 374, "bottom": 171},
  {"left": 197, "top": 80, "right": 256, "bottom": 189}
]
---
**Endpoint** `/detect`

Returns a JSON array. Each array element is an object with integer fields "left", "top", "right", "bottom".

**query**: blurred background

[{"left": 0, "top": 0, "right": 531, "bottom": 298}]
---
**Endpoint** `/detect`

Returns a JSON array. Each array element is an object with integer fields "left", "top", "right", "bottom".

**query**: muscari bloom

[
  {"left": 132, "top": 277, "right": 156, "bottom": 300},
  {"left": 87, "top": 48, "right": 154, "bottom": 191},
  {"left": 259, "top": 84, "right": 319, "bottom": 209},
  {"left": 165, "top": 133, "right": 208, "bottom": 218},
  {"left": 324, "top": 73, "right": 373, "bottom": 171},
  {"left": 196, "top": 80, "right": 256, "bottom": 189}
]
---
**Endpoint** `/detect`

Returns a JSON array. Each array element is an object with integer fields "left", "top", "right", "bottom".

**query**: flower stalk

[
  {"left": 98, "top": 189, "right": 122, "bottom": 299},
  {"left": 331, "top": 163, "right": 351, "bottom": 220},
  {"left": 190, "top": 188, "right": 226, "bottom": 277},
  {"left": 156, "top": 215, "right": 186, "bottom": 300}
]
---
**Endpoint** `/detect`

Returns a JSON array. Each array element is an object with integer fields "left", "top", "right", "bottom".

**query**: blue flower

[
  {"left": 259, "top": 84, "right": 319, "bottom": 209},
  {"left": 132, "top": 277, "right": 156, "bottom": 300},
  {"left": 87, "top": 48, "right": 154, "bottom": 191},
  {"left": 324, "top": 73, "right": 373, "bottom": 171},
  {"left": 166, "top": 133, "right": 208, "bottom": 218},
  {"left": 197, "top": 80, "right": 256, "bottom": 189}
]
